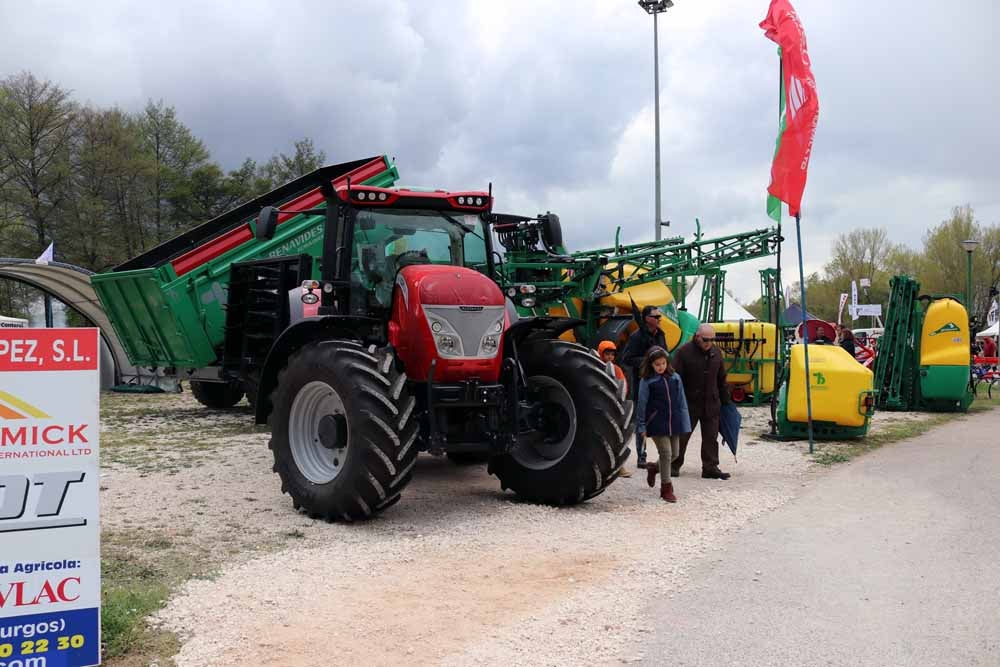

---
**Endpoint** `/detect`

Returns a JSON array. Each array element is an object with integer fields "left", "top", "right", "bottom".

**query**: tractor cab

[{"left": 344, "top": 198, "right": 492, "bottom": 317}]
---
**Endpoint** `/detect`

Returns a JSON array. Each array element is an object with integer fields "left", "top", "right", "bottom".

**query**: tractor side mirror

[{"left": 257, "top": 206, "right": 279, "bottom": 240}]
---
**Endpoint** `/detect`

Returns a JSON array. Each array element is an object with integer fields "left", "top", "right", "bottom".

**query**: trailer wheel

[
  {"left": 190, "top": 380, "right": 245, "bottom": 409},
  {"left": 268, "top": 341, "right": 418, "bottom": 521},
  {"left": 489, "top": 339, "right": 633, "bottom": 505}
]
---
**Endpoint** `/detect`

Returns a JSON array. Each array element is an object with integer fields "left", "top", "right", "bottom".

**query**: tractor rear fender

[
  {"left": 254, "top": 315, "right": 382, "bottom": 424},
  {"left": 503, "top": 317, "right": 583, "bottom": 359}
]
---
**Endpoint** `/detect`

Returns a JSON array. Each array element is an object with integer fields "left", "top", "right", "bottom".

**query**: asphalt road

[{"left": 643, "top": 409, "right": 1000, "bottom": 667}]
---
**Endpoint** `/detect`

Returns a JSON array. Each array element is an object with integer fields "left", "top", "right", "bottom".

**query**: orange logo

[{"left": 0, "top": 390, "right": 51, "bottom": 420}]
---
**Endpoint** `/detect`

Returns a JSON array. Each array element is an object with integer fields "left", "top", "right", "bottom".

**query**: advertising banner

[
  {"left": 837, "top": 293, "right": 849, "bottom": 324},
  {"left": 0, "top": 328, "right": 101, "bottom": 667}
]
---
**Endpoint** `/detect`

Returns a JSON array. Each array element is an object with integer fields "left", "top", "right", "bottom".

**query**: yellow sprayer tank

[
  {"left": 918, "top": 298, "right": 970, "bottom": 401},
  {"left": 544, "top": 264, "right": 683, "bottom": 348},
  {"left": 784, "top": 343, "right": 874, "bottom": 433},
  {"left": 710, "top": 321, "right": 779, "bottom": 397},
  {"left": 599, "top": 279, "right": 682, "bottom": 349}
]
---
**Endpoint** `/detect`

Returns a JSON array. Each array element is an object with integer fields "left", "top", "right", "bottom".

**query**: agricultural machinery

[
  {"left": 872, "top": 275, "right": 974, "bottom": 412},
  {"left": 489, "top": 212, "right": 784, "bottom": 403},
  {"left": 92, "top": 156, "right": 633, "bottom": 520}
]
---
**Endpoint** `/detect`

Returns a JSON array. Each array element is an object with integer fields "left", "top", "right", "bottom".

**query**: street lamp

[
  {"left": 637, "top": 0, "right": 674, "bottom": 241},
  {"left": 962, "top": 238, "right": 979, "bottom": 313}
]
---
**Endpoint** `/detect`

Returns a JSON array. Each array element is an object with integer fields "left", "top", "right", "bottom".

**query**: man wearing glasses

[
  {"left": 670, "top": 323, "right": 732, "bottom": 480},
  {"left": 622, "top": 305, "right": 668, "bottom": 468}
]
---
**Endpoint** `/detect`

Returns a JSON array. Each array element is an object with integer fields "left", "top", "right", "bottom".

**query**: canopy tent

[
  {"left": 780, "top": 302, "right": 822, "bottom": 327},
  {"left": 679, "top": 276, "right": 758, "bottom": 322},
  {"left": 976, "top": 321, "right": 999, "bottom": 338},
  {"left": 0, "top": 258, "right": 143, "bottom": 388}
]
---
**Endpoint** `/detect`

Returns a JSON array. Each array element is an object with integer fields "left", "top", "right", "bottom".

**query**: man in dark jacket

[
  {"left": 670, "top": 324, "right": 732, "bottom": 480},
  {"left": 622, "top": 306, "right": 668, "bottom": 468}
]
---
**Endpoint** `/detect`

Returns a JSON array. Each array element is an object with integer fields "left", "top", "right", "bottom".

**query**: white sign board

[
  {"left": 0, "top": 329, "right": 101, "bottom": 666},
  {"left": 855, "top": 304, "right": 883, "bottom": 317},
  {"left": 0, "top": 317, "right": 28, "bottom": 329}
]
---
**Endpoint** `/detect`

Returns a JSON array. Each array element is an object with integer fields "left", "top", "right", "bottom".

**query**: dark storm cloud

[{"left": 1, "top": 0, "right": 996, "bottom": 301}]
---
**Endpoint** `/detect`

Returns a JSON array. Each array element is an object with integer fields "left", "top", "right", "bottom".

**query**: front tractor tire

[
  {"left": 489, "top": 339, "right": 634, "bottom": 505},
  {"left": 269, "top": 341, "right": 418, "bottom": 521},
  {"left": 190, "top": 379, "right": 245, "bottom": 409}
]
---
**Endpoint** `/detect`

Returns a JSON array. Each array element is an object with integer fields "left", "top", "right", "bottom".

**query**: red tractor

[{"left": 243, "top": 176, "right": 633, "bottom": 520}]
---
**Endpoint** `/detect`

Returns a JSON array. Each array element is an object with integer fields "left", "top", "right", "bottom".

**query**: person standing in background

[
  {"left": 597, "top": 340, "right": 632, "bottom": 478},
  {"left": 670, "top": 324, "right": 732, "bottom": 480},
  {"left": 981, "top": 334, "right": 997, "bottom": 360},
  {"left": 622, "top": 306, "right": 668, "bottom": 469},
  {"left": 838, "top": 325, "right": 857, "bottom": 358}
]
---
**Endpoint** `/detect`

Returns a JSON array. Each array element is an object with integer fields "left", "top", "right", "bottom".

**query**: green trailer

[{"left": 91, "top": 156, "right": 397, "bottom": 373}]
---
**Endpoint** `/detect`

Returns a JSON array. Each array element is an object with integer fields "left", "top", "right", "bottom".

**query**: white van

[{"left": 852, "top": 327, "right": 884, "bottom": 347}]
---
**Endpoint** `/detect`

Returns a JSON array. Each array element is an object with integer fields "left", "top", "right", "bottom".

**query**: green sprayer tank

[
  {"left": 918, "top": 298, "right": 972, "bottom": 408},
  {"left": 873, "top": 275, "right": 973, "bottom": 413},
  {"left": 90, "top": 157, "right": 398, "bottom": 370}
]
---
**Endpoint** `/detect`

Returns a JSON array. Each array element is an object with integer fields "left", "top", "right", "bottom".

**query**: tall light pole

[
  {"left": 638, "top": 0, "right": 673, "bottom": 241},
  {"left": 962, "top": 238, "right": 979, "bottom": 316}
]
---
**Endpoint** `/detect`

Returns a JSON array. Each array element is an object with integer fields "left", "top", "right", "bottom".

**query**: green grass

[
  {"left": 811, "top": 415, "right": 953, "bottom": 465},
  {"left": 969, "top": 393, "right": 1000, "bottom": 413},
  {"left": 101, "top": 530, "right": 206, "bottom": 664},
  {"left": 101, "top": 559, "right": 180, "bottom": 660},
  {"left": 811, "top": 393, "right": 1000, "bottom": 465}
]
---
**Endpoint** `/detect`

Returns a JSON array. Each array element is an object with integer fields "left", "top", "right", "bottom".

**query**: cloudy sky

[{"left": 1, "top": 0, "right": 997, "bottom": 303}]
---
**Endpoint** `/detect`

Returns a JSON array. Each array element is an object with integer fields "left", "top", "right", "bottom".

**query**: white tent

[
  {"left": 976, "top": 321, "right": 999, "bottom": 338},
  {"left": 678, "top": 276, "right": 757, "bottom": 321}
]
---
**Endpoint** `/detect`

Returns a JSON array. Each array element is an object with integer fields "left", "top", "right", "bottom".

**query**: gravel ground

[{"left": 99, "top": 391, "right": 935, "bottom": 666}]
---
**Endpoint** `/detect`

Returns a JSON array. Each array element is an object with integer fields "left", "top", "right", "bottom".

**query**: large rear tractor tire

[
  {"left": 489, "top": 339, "right": 633, "bottom": 505},
  {"left": 268, "top": 341, "right": 418, "bottom": 521},
  {"left": 190, "top": 379, "right": 245, "bottom": 409}
]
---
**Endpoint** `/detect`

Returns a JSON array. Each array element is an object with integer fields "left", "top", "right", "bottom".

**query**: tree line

[
  {"left": 745, "top": 205, "right": 1000, "bottom": 331},
  {"left": 2, "top": 72, "right": 997, "bottom": 330},
  {"left": 0, "top": 71, "right": 327, "bottom": 318}
]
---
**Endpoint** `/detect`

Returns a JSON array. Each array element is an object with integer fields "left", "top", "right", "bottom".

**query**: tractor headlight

[
  {"left": 301, "top": 292, "right": 319, "bottom": 305},
  {"left": 436, "top": 334, "right": 457, "bottom": 352},
  {"left": 481, "top": 334, "right": 499, "bottom": 353},
  {"left": 425, "top": 311, "right": 464, "bottom": 357},
  {"left": 522, "top": 297, "right": 536, "bottom": 308}
]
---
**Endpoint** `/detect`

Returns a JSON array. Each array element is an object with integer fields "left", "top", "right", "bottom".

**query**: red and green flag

[
  {"left": 766, "top": 48, "right": 786, "bottom": 223},
  {"left": 760, "top": 0, "right": 819, "bottom": 220}
]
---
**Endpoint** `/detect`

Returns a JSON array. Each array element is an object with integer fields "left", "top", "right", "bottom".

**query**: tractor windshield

[{"left": 350, "top": 208, "right": 489, "bottom": 312}]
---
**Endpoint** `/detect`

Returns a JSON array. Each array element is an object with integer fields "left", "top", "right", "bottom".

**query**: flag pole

[
  {"left": 774, "top": 56, "right": 784, "bottom": 386},
  {"left": 794, "top": 213, "right": 815, "bottom": 452}
]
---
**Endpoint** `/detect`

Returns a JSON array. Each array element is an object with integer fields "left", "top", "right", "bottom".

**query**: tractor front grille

[{"left": 422, "top": 305, "right": 505, "bottom": 358}]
